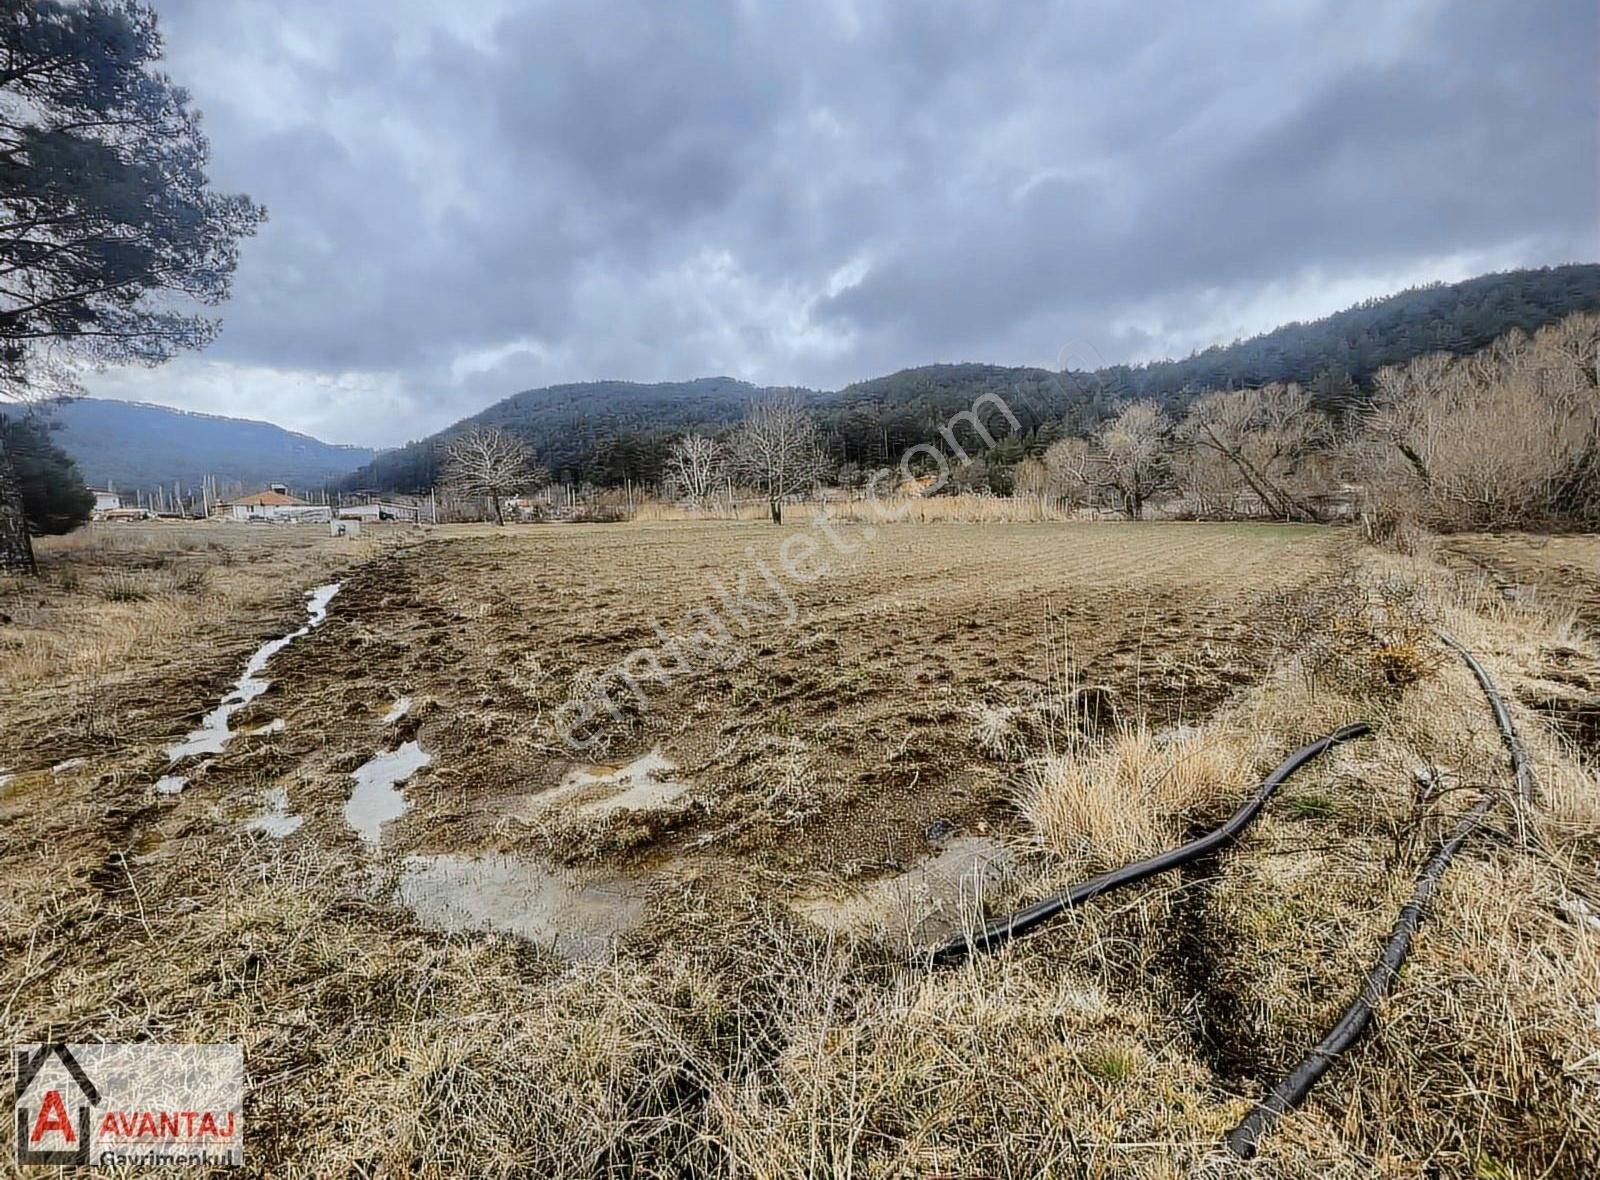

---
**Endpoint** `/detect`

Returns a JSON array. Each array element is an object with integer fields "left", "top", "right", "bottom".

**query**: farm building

[
  {"left": 90, "top": 489, "right": 122, "bottom": 515},
  {"left": 220, "top": 484, "right": 324, "bottom": 522},
  {"left": 336, "top": 499, "right": 423, "bottom": 522}
]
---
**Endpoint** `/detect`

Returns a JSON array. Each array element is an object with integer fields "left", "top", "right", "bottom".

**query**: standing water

[
  {"left": 248, "top": 786, "right": 305, "bottom": 838},
  {"left": 164, "top": 583, "right": 342, "bottom": 768},
  {"left": 395, "top": 854, "right": 647, "bottom": 961},
  {"left": 344, "top": 740, "right": 431, "bottom": 844}
]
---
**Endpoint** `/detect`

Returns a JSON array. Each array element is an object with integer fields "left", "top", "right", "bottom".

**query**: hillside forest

[{"left": 347, "top": 267, "right": 1600, "bottom": 533}]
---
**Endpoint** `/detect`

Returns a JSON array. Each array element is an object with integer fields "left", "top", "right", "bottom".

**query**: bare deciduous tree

[
  {"left": 665, "top": 434, "right": 728, "bottom": 505},
  {"left": 441, "top": 427, "right": 543, "bottom": 525},
  {"left": 1174, "top": 445, "right": 1246, "bottom": 518},
  {"left": 1178, "top": 384, "right": 1332, "bottom": 521},
  {"left": 1354, "top": 312, "right": 1600, "bottom": 530},
  {"left": 728, "top": 397, "right": 824, "bottom": 524},
  {"left": 1037, "top": 406, "right": 1173, "bottom": 518},
  {"left": 1096, "top": 400, "right": 1172, "bottom": 519},
  {"left": 1042, "top": 437, "right": 1094, "bottom": 508}
]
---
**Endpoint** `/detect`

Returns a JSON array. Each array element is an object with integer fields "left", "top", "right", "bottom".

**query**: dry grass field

[{"left": 1, "top": 518, "right": 1596, "bottom": 1177}]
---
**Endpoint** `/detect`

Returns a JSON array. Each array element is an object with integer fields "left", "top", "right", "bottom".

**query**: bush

[{"left": 1267, "top": 569, "right": 1445, "bottom": 695}]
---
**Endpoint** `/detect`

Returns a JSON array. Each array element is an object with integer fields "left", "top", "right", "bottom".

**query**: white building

[{"left": 223, "top": 485, "right": 315, "bottom": 521}]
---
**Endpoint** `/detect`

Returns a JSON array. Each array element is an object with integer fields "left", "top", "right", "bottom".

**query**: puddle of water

[
  {"left": 793, "top": 836, "right": 1014, "bottom": 943},
  {"left": 52, "top": 757, "right": 88, "bottom": 774},
  {"left": 248, "top": 786, "right": 303, "bottom": 838},
  {"left": 395, "top": 853, "right": 647, "bottom": 961},
  {"left": 345, "top": 740, "right": 431, "bottom": 844},
  {"left": 541, "top": 749, "right": 689, "bottom": 817},
  {"left": 382, "top": 696, "right": 412, "bottom": 725},
  {"left": 154, "top": 775, "right": 189, "bottom": 795},
  {"left": 166, "top": 583, "right": 341, "bottom": 763}
]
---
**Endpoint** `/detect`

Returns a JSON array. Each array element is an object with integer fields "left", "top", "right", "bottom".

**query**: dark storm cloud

[{"left": 89, "top": 0, "right": 1600, "bottom": 444}]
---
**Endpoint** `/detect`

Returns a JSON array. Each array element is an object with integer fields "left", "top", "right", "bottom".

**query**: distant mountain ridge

[
  {"left": 45, "top": 398, "right": 376, "bottom": 492},
  {"left": 344, "top": 265, "right": 1600, "bottom": 493}
]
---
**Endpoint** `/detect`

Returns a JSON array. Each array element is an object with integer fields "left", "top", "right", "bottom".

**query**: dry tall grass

[
  {"left": 986, "top": 548, "right": 1597, "bottom": 1174},
  {"left": 1023, "top": 725, "right": 1247, "bottom": 867},
  {"left": 1, "top": 524, "right": 1595, "bottom": 1177},
  {"left": 0, "top": 522, "right": 382, "bottom": 751},
  {"left": 632, "top": 492, "right": 1098, "bottom": 525}
]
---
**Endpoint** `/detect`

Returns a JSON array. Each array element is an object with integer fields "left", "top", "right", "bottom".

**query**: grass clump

[
  {"left": 1021, "top": 723, "right": 1247, "bottom": 867},
  {"left": 97, "top": 570, "right": 155, "bottom": 601}
]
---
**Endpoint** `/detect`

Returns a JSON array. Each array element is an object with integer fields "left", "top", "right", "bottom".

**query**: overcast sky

[{"left": 87, "top": 0, "right": 1599, "bottom": 446}]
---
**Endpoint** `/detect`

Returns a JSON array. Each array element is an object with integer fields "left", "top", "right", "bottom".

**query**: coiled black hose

[
  {"left": 927, "top": 722, "right": 1373, "bottom": 966},
  {"left": 1225, "top": 636, "right": 1533, "bottom": 1159}
]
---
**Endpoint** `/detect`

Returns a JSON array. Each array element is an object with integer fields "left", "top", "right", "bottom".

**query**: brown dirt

[
  {"left": 2, "top": 520, "right": 1348, "bottom": 913},
  {"left": 1440, "top": 531, "right": 1600, "bottom": 630},
  {"left": 239, "top": 521, "right": 1348, "bottom": 889},
  {"left": 4, "top": 520, "right": 1595, "bottom": 1178}
]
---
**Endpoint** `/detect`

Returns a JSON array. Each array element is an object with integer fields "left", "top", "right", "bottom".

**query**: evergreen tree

[
  {"left": 0, "top": 1, "right": 264, "bottom": 571},
  {"left": 0, "top": 412, "right": 93, "bottom": 537}
]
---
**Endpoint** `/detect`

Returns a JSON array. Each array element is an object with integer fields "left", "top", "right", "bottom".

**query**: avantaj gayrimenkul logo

[{"left": 14, "top": 1043, "right": 243, "bottom": 1168}]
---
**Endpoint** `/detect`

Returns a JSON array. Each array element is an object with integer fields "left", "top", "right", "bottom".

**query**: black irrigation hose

[
  {"left": 927, "top": 722, "right": 1373, "bottom": 966},
  {"left": 1438, "top": 632, "right": 1537, "bottom": 805},
  {"left": 1224, "top": 794, "right": 1494, "bottom": 1159},
  {"left": 1225, "top": 636, "right": 1533, "bottom": 1159}
]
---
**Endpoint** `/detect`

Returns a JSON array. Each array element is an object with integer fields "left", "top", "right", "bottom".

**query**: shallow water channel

[{"left": 159, "top": 582, "right": 342, "bottom": 793}]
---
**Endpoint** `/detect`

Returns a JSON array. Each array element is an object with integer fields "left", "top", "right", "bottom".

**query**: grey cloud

[{"left": 88, "top": 0, "right": 1600, "bottom": 445}]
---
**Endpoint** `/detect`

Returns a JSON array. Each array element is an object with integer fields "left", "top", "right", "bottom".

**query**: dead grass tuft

[{"left": 1022, "top": 723, "right": 1248, "bottom": 867}]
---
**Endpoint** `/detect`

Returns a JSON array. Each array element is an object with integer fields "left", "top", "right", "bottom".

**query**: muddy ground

[
  {"left": 11, "top": 521, "right": 1594, "bottom": 945},
  {"left": 7, "top": 519, "right": 1347, "bottom": 942},
  {"left": 4, "top": 520, "right": 1596, "bottom": 1176},
  {"left": 204, "top": 523, "right": 1350, "bottom": 894},
  {"left": 1442, "top": 532, "right": 1600, "bottom": 754},
  {"left": 1442, "top": 532, "right": 1600, "bottom": 629}
]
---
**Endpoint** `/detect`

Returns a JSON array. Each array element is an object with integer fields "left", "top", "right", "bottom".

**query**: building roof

[{"left": 232, "top": 489, "right": 307, "bottom": 506}]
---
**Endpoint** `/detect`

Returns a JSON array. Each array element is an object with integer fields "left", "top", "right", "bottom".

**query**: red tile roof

[{"left": 231, "top": 490, "right": 307, "bottom": 506}]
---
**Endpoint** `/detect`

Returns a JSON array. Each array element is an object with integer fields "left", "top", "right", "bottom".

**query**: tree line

[
  {"left": 348, "top": 265, "right": 1600, "bottom": 499},
  {"left": 1004, "top": 308, "right": 1596, "bottom": 531},
  {"left": 440, "top": 311, "right": 1600, "bottom": 534}
]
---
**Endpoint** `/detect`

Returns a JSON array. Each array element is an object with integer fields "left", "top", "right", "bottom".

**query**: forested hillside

[
  {"left": 346, "top": 265, "right": 1600, "bottom": 492},
  {"left": 349, "top": 377, "right": 782, "bottom": 490},
  {"left": 47, "top": 399, "right": 375, "bottom": 491},
  {"left": 1102, "top": 262, "right": 1600, "bottom": 404}
]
